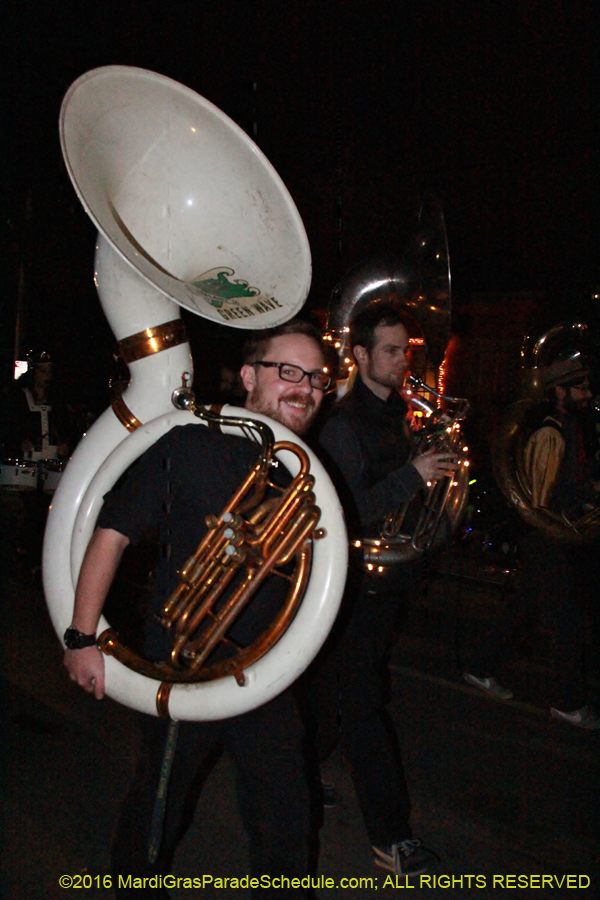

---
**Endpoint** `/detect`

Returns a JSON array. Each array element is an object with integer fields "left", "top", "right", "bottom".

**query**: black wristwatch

[{"left": 64, "top": 626, "right": 97, "bottom": 650}]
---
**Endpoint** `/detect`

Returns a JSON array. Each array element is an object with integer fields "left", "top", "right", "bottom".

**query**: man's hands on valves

[{"left": 411, "top": 447, "right": 458, "bottom": 484}]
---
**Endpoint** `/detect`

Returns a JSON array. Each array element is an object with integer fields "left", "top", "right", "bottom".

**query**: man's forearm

[{"left": 71, "top": 527, "right": 130, "bottom": 633}]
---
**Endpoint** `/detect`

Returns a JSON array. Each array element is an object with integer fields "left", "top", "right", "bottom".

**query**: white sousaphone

[{"left": 44, "top": 66, "right": 347, "bottom": 721}]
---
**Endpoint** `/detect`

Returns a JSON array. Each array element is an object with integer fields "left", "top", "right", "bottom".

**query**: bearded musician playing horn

[
  {"left": 464, "top": 353, "right": 600, "bottom": 730},
  {"left": 64, "top": 321, "right": 331, "bottom": 898}
]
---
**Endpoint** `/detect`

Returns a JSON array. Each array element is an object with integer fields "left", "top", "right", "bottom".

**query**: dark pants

[
  {"left": 309, "top": 568, "right": 416, "bottom": 848},
  {"left": 112, "top": 690, "right": 310, "bottom": 898},
  {"left": 469, "top": 528, "right": 587, "bottom": 711}
]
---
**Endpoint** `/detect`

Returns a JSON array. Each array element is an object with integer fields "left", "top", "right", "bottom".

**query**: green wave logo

[{"left": 191, "top": 269, "right": 259, "bottom": 308}]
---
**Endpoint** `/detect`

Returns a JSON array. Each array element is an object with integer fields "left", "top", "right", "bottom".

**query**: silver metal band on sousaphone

[{"left": 43, "top": 65, "right": 347, "bottom": 720}]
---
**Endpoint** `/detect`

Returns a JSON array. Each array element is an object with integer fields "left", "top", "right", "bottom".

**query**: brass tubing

[
  {"left": 171, "top": 555, "right": 238, "bottom": 630},
  {"left": 111, "top": 396, "right": 143, "bottom": 432},
  {"left": 178, "top": 539, "right": 226, "bottom": 586},
  {"left": 166, "top": 535, "right": 239, "bottom": 625},
  {"left": 251, "top": 484, "right": 303, "bottom": 551},
  {"left": 382, "top": 500, "right": 409, "bottom": 538},
  {"left": 160, "top": 465, "right": 261, "bottom": 620},
  {"left": 260, "top": 488, "right": 316, "bottom": 559},
  {"left": 97, "top": 541, "right": 313, "bottom": 686},
  {"left": 183, "top": 543, "right": 313, "bottom": 684},
  {"left": 99, "top": 435, "right": 324, "bottom": 683},
  {"left": 117, "top": 319, "right": 188, "bottom": 364},
  {"left": 169, "top": 562, "right": 239, "bottom": 650},
  {"left": 249, "top": 476, "right": 314, "bottom": 552},
  {"left": 269, "top": 505, "right": 320, "bottom": 561},
  {"left": 168, "top": 473, "right": 319, "bottom": 667},
  {"left": 183, "top": 512, "right": 318, "bottom": 673},
  {"left": 156, "top": 682, "right": 173, "bottom": 719},
  {"left": 273, "top": 441, "right": 311, "bottom": 477},
  {"left": 217, "top": 542, "right": 313, "bottom": 679},
  {"left": 180, "top": 535, "right": 236, "bottom": 592},
  {"left": 175, "top": 570, "right": 256, "bottom": 669}
]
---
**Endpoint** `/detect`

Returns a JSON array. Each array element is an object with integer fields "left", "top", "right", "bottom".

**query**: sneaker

[
  {"left": 550, "top": 705, "right": 600, "bottom": 730},
  {"left": 463, "top": 673, "right": 513, "bottom": 700},
  {"left": 321, "top": 779, "right": 341, "bottom": 808},
  {"left": 372, "top": 838, "right": 437, "bottom": 878}
]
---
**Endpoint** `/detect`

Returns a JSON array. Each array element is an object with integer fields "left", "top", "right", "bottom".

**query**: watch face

[
  {"left": 64, "top": 627, "right": 95, "bottom": 649},
  {"left": 64, "top": 627, "right": 79, "bottom": 649}
]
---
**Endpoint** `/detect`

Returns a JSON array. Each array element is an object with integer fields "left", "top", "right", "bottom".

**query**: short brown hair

[
  {"left": 242, "top": 319, "right": 324, "bottom": 364},
  {"left": 350, "top": 303, "right": 409, "bottom": 353}
]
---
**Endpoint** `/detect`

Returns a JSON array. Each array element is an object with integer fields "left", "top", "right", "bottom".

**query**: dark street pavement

[{"left": 2, "top": 498, "right": 599, "bottom": 900}]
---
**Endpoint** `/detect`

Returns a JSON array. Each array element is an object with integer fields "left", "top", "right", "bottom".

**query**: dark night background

[
  {"left": 3, "top": 0, "right": 599, "bottom": 422},
  {"left": 2, "top": 8, "right": 600, "bottom": 891}
]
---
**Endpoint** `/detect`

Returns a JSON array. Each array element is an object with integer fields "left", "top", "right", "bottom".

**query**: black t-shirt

[{"left": 98, "top": 424, "right": 289, "bottom": 660}]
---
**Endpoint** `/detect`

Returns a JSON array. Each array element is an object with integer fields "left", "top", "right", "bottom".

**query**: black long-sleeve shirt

[{"left": 318, "top": 375, "right": 423, "bottom": 541}]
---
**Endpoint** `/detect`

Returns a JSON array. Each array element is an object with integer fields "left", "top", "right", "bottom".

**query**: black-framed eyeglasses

[{"left": 254, "top": 361, "right": 332, "bottom": 391}]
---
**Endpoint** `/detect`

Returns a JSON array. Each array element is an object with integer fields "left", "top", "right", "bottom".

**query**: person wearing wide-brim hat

[{"left": 464, "top": 350, "right": 600, "bottom": 730}]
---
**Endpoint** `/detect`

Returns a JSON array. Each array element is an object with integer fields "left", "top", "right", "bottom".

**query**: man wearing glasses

[
  {"left": 240, "top": 323, "right": 332, "bottom": 434},
  {"left": 64, "top": 319, "right": 330, "bottom": 897}
]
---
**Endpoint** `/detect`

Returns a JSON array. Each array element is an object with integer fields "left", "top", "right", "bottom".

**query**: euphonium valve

[{"left": 370, "top": 375, "right": 470, "bottom": 562}]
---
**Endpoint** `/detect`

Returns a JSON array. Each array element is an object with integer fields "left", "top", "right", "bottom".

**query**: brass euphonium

[
  {"left": 326, "top": 196, "right": 471, "bottom": 567},
  {"left": 98, "top": 392, "right": 325, "bottom": 707},
  {"left": 374, "top": 375, "right": 470, "bottom": 563}
]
